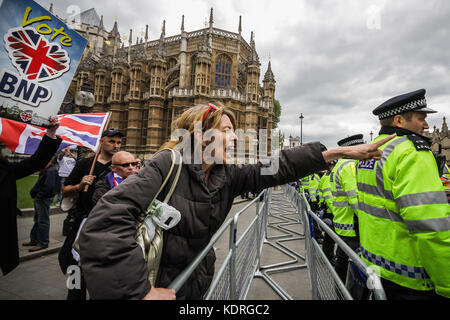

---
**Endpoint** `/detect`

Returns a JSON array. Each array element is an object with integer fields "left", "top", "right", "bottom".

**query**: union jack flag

[
  {"left": 0, "top": 113, "right": 110, "bottom": 155},
  {"left": 4, "top": 27, "right": 70, "bottom": 82}
]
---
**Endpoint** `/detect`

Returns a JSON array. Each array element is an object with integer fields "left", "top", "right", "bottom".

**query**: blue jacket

[{"left": 30, "top": 164, "right": 60, "bottom": 200}]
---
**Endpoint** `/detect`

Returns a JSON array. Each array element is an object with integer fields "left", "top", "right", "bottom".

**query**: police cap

[
  {"left": 337, "top": 134, "right": 364, "bottom": 147},
  {"left": 372, "top": 89, "right": 437, "bottom": 120}
]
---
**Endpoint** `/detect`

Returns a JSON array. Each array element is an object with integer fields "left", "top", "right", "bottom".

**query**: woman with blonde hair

[{"left": 79, "top": 102, "right": 394, "bottom": 300}]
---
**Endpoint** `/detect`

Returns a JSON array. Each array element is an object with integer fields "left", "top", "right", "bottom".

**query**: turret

[
  {"left": 179, "top": 15, "right": 188, "bottom": 88},
  {"left": 263, "top": 60, "right": 276, "bottom": 104},
  {"left": 194, "top": 28, "right": 212, "bottom": 96},
  {"left": 149, "top": 21, "right": 167, "bottom": 98},
  {"left": 246, "top": 31, "right": 260, "bottom": 104}
]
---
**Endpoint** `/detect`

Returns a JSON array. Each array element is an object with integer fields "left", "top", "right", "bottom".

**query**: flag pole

[{"left": 83, "top": 112, "right": 112, "bottom": 192}]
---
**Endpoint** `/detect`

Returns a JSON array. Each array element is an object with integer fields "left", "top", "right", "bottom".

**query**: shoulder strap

[
  {"left": 149, "top": 148, "right": 183, "bottom": 207},
  {"left": 163, "top": 149, "right": 182, "bottom": 203}
]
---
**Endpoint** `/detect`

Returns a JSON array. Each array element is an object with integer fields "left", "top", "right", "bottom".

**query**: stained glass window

[{"left": 215, "top": 54, "right": 231, "bottom": 88}]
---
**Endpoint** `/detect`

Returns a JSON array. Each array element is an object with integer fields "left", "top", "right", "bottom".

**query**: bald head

[
  {"left": 112, "top": 151, "right": 134, "bottom": 163},
  {"left": 110, "top": 151, "right": 138, "bottom": 179}
]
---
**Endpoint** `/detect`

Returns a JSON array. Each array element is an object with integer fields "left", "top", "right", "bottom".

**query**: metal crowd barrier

[
  {"left": 168, "top": 184, "right": 386, "bottom": 300},
  {"left": 169, "top": 189, "right": 270, "bottom": 300},
  {"left": 282, "top": 184, "right": 386, "bottom": 300}
]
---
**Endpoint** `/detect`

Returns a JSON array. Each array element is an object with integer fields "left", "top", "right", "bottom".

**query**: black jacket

[
  {"left": 0, "top": 135, "right": 62, "bottom": 275},
  {"left": 79, "top": 143, "right": 327, "bottom": 299}
]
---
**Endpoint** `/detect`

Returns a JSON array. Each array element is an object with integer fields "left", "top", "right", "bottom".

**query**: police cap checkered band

[
  {"left": 373, "top": 89, "right": 437, "bottom": 120},
  {"left": 377, "top": 98, "right": 427, "bottom": 119},
  {"left": 337, "top": 134, "right": 364, "bottom": 147}
]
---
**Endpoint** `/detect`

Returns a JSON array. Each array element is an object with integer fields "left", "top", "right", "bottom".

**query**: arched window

[{"left": 215, "top": 54, "right": 231, "bottom": 88}]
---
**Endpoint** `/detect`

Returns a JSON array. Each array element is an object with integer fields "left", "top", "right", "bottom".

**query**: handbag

[{"left": 135, "top": 148, "right": 183, "bottom": 286}]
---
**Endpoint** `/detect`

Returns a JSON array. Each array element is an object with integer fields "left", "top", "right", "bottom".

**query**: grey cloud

[{"left": 33, "top": 0, "right": 450, "bottom": 148}]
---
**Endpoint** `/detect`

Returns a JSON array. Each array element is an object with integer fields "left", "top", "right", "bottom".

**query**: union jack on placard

[{"left": 4, "top": 27, "right": 70, "bottom": 82}]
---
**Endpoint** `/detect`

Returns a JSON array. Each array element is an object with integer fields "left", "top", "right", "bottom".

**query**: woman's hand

[
  {"left": 142, "top": 287, "right": 176, "bottom": 300},
  {"left": 322, "top": 134, "right": 396, "bottom": 162}
]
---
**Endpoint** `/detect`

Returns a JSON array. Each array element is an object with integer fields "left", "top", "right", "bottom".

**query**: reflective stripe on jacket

[
  {"left": 298, "top": 175, "right": 310, "bottom": 193},
  {"left": 330, "top": 159, "right": 358, "bottom": 237},
  {"left": 308, "top": 173, "right": 321, "bottom": 202},
  {"left": 318, "top": 172, "right": 333, "bottom": 213},
  {"left": 356, "top": 135, "right": 450, "bottom": 297}
]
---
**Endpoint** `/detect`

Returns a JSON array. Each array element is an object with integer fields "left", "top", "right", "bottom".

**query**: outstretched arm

[{"left": 322, "top": 134, "right": 396, "bottom": 163}]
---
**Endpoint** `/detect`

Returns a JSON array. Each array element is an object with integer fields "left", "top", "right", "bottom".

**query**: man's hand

[
  {"left": 46, "top": 116, "right": 59, "bottom": 139},
  {"left": 79, "top": 174, "right": 96, "bottom": 191},
  {"left": 142, "top": 287, "right": 176, "bottom": 300},
  {"left": 323, "top": 134, "right": 396, "bottom": 162}
]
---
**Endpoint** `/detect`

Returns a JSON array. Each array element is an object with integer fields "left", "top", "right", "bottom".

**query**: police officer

[
  {"left": 441, "top": 163, "right": 450, "bottom": 203},
  {"left": 330, "top": 134, "right": 365, "bottom": 281},
  {"left": 308, "top": 172, "right": 321, "bottom": 211},
  {"left": 356, "top": 89, "right": 450, "bottom": 300},
  {"left": 298, "top": 175, "right": 310, "bottom": 195},
  {"left": 318, "top": 160, "right": 337, "bottom": 261}
]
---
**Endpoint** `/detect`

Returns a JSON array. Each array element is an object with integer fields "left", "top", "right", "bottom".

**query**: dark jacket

[
  {"left": 79, "top": 143, "right": 327, "bottom": 299},
  {"left": 58, "top": 158, "right": 111, "bottom": 275},
  {"left": 91, "top": 174, "right": 113, "bottom": 206},
  {"left": 30, "top": 164, "right": 60, "bottom": 200},
  {"left": 0, "top": 135, "right": 62, "bottom": 275}
]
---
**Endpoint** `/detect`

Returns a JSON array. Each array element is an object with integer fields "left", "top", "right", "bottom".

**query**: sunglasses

[{"left": 113, "top": 162, "right": 139, "bottom": 168}]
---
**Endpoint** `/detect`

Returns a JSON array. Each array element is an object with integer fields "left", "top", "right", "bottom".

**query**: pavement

[{"left": 17, "top": 206, "right": 67, "bottom": 262}]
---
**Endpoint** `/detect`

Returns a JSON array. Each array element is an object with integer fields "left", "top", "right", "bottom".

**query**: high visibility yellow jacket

[
  {"left": 356, "top": 134, "right": 450, "bottom": 298},
  {"left": 330, "top": 159, "right": 359, "bottom": 237},
  {"left": 318, "top": 171, "right": 333, "bottom": 214},
  {"left": 308, "top": 173, "right": 321, "bottom": 203},
  {"left": 298, "top": 175, "right": 310, "bottom": 194}
]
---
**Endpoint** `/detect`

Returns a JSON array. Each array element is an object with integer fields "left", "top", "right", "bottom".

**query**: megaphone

[{"left": 61, "top": 196, "right": 76, "bottom": 212}]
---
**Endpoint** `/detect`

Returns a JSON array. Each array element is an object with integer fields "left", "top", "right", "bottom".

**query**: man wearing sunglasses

[
  {"left": 59, "top": 128, "right": 124, "bottom": 300},
  {"left": 92, "top": 151, "right": 139, "bottom": 205}
]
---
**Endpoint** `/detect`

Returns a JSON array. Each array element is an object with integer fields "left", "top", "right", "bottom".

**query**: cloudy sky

[{"left": 34, "top": 0, "right": 450, "bottom": 149}]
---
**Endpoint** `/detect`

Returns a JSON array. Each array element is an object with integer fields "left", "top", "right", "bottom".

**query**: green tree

[
  {"left": 278, "top": 130, "right": 285, "bottom": 149},
  {"left": 273, "top": 99, "right": 281, "bottom": 129}
]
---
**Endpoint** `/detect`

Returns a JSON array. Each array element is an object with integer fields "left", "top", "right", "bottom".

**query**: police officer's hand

[
  {"left": 46, "top": 116, "right": 59, "bottom": 139},
  {"left": 323, "top": 134, "right": 396, "bottom": 162},
  {"left": 343, "top": 134, "right": 397, "bottom": 161}
]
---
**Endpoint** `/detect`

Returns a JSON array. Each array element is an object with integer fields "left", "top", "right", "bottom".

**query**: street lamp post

[
  {"left": 75, "top": 76, "right": 95, "bottom": 113},
  {"left": 74, "top": 75, "right": 95, "bottom": 160},
  {"left": 299, "top": 113, "right": 304, "bottom": 145}
]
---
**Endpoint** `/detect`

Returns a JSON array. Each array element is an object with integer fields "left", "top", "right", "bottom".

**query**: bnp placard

[{"left": 0, "top": 0, "right": 87, "bottom": 127}]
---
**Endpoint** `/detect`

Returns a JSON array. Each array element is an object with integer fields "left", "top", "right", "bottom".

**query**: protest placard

[{"left": 0, "top": 0, "right": 87, "bottom": 127}]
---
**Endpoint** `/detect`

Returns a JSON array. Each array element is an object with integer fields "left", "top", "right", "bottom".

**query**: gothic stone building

[
  {"left": 424, "top": 117, "right": 450, "bottom": 166},
  {"left": 64, "top": 8, "right": 276, "bottom": 160}
]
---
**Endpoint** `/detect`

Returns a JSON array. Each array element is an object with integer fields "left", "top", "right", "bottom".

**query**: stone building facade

[
  {"left": 63, "top": 7, "right": 276, "bottom": 160},
  {"left": 424, "top": 117, "right": 450, "bottom": 165}
]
